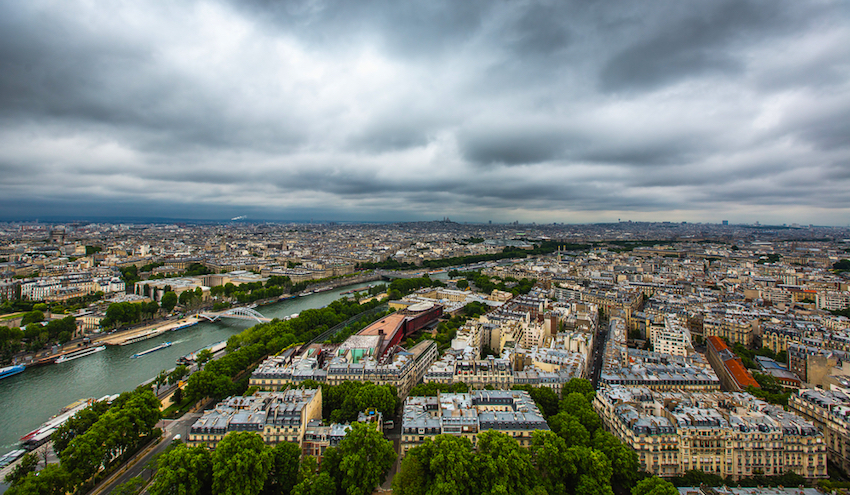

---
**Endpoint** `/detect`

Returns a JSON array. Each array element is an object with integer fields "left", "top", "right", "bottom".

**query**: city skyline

[{"left": 1, "top": 1, "right": 849, "bottom": 225}]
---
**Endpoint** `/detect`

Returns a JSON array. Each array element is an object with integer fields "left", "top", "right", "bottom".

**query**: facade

[
  {"left": 601, "top": 319, "right": 721, "bottom": 392},
  {"left": 301, "top": 410, "right": 382, "bottom": 461},
  {"left": 400, "top": 389, "right": 549, "bottom": 458},
  {"left": 788, "top": 389, "right": 850, "bottom": 474},
  {"left": 251, "top": 339, "right": 439, "bottom": 398},
  {"left": 705, "top": 336, "right": 760, "bottom": 392},
  {"left": 703, "top": 316, "right": 758, "bottom": 347},
  {"left": 650, "top": 316, "right": 693, "bottom": 357},
  {"left": 187, "top": 388, "right": 322, "bottom": 449},
  {"left": 594, "top": 386, "right": 827, "bottom": 480}
]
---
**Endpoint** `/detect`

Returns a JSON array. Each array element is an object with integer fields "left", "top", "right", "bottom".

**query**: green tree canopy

[
  {"left": 473, "top": 430, "right": 537, "bottom": 495},
  {"left": 631, "top": 476, "right": 678, "bottom": 495},
  {"left": 160, "top": 291, "right": 178, "bottom": 312},
  {"left": 148, "top": 443, "right": 212, "bottom": 495},
  {"left": 333, "top": 422, "right": 396, "bottom": 495},
  {"left": 3, "top": 453, "right": 39, "bottom": 487},
  {"left": 264, "top": 441, "right": 301, "bottom": 495},
  {"left": 394, "top": 435, "right": 476, "bottom": 495},
  {"left": 212, "top": 432, "right": 272, "bottom": 495},
  {"left": 5, "top": 464, "right": 69, "bottom": 495}
]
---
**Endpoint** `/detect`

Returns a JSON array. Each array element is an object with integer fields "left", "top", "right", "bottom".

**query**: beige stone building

[
  {"left": 703, "top": 316, "right": 758, "bottom": 347},
  {"left": 400, "top": 390, "right": 548, "bottom": 459},
  {"left": 594, "top": 386, "right": 827, "bottom": 480},
  {"left": 187, "top": 388, "right": 322, "bottom": 449},
  {"left": 789, "top": 389, "right": 850, "bottom": 474}
]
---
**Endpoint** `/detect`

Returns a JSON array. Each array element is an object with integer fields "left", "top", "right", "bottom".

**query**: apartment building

[
  {"left": 650, "top": 317, "right": 693, "bottom": 357},
  {"left": 594, "top": 386, "right": 827, "bottom": 480},
  {"left": 703, "top": 315, "right": 758, "bottom": 347},
  {"left": 400, "top": 389, "right": 549, "bottom": 458},
  {"left": 788, "top": 389, "right": 850, "bottom": 474},
  {"left": 187, "top": 388, "right": 322, "bottom": 449},
  {"left": 250, "top": 340, "right": 439, "bottom": 398},
  {"left": 705, "top": 336, "right": 760, "bottom": 392}
]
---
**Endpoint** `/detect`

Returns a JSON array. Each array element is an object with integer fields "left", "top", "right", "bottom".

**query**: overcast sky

[{"left": 1, "top": 0, "right": 849, "bottom": 224}]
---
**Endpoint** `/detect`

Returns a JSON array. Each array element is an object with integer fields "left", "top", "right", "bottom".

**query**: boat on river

[
  {"left": 0, "top": 365, "right": 25, "bottom": 381},
  {"left": 131, "top": 342, "right": 172, "bottom": 359},
  {"left": 54, "top": 345, "right": 106, "bottom": 364}
]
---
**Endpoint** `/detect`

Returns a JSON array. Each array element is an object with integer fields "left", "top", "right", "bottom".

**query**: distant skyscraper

[{"left": 722, "top": 220, "right": 728, "bottom": 226}]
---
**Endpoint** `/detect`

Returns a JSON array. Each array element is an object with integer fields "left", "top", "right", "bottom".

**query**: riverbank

[
  {"left": 0, "top": 279, "right": 381, "bottom": 458},
  {"left": 95, "top": 317, "right": 200, "bottom": 346}
]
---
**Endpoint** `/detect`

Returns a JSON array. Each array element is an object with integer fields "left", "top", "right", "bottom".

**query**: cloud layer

[{"left": 1, "top": 0, "right": 849, "bottom": 224}]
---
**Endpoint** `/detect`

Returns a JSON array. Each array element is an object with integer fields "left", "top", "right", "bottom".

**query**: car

[{"left": 383, "top": 420, "right": 394, "bottom": 430}]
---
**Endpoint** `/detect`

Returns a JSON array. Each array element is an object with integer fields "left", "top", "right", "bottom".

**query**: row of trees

[
  {"left": 451, "top": 270, "right": 536, "bottom": 296},
  {"left": 145, "top": 422, "right": 394, "bottom": 495},
  {"left": 394, "top": 379, "right": 671, "bottom": 495},
  {"left": 296, "top": 379, "right": 401, "bottom": 424},
  {"left": 22, "top": 315, "right": 77, "bottom": 350},
  {"left": 101, "top": 301, "right": 161, "bottom": 328},
  {"left": 358, "top": 240, "right": 573, "bottom": 271},
  {"left": 668, "top": 468, "right": 805, "bottom": 488},
  {"left": 182, "top": 298, "right": 388, "bottom": 406},
  {"left": 326, "top": 308, "right": 395, "bottom": 344},
  {"left": 210, "top": 279, "right": 292, "bottom": 305},
  {"left": 386, "top": 276, "right": 446, "bottom": 300},
  {"left": 6, "top": 388, "right": 162, "bottom": 495}
]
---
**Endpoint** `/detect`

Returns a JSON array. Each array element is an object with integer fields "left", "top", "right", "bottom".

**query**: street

[{"left": 89, "top": 412, "right": 201, "bottom": 495}]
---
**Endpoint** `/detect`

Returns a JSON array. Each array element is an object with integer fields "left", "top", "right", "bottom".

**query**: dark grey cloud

[
  {"left": 0, "top": 0, "right": 848, "bottom": 225},
  {"left": 458, "top": 124, "right": 572, "bottom": 166}
]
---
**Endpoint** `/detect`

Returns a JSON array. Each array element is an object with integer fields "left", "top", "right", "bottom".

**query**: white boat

[
  {"left": 131, "top": 342, "right": 172, "bottom": 359},
  {"left": 54, "top": 345, "right": 106, "bottom": 364}
]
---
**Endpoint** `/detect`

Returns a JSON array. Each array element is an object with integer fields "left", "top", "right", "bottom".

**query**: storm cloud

[{"left": 1, "top": 0, "right": 849, "bottom": 224}]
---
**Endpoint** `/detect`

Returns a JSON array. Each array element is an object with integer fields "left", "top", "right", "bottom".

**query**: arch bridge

[{"left": 199, "top": 306, "right": 272, "bottom": 323}]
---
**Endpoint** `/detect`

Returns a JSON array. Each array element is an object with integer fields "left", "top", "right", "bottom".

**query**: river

[{"left": 0, "top": 281, "right": 386, "bottom": 457}]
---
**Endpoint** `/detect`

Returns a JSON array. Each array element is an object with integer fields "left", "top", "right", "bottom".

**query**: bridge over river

[{"left": 197, "top": 306, "right": 272, "bottom": 323}]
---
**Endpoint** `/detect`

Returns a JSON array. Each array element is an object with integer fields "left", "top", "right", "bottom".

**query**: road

[
  {"left": 380, "top": 412, "right": 402, "bottom": 492},
  {"left": 590, "top": 320, "right": 608, "bottom": 389},
  {"left": 89, "top": 412, "right": 201, "bottom": 495}
]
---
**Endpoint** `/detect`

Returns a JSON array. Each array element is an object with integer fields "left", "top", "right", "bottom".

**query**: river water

[{"left": 0, "top": 282, "right": 384, "bottom": 456}]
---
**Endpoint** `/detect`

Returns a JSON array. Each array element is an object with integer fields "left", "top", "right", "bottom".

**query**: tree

[
  {"left": 334, "top": 422, "right": 396, "bottom": 495},
  {"left": 112, "top": 476, "right": 145, "bottom": 495},
  {"left": 632, "top": 476, "right": 678, "bottom": 495},
  {"left": 148, "top": 443, "right": 212, "bottom": 495},
  {"left": 576, "top": 475, "right": 615, "bottom": 495},
  {"left": 392, "top": 448, "right": 429, "bottom": 495},
  {"left": 560, "top": 392, "right": 602, "bottom": 434},
  {"left": 196, "top": 349, "right": 214, "bottom": 369},
  {"left": 6, "top": 464, "right": 69, "bottom": 495},
  {"left": 20, "top": 311, "right": 44, "bottom": 326},
  {"left": 212, "top": 432, "right": 272, "bottom": 495},
  {"left": 593, "top": 429, "right": 640, "bottom": 489},
  {"left": 456, "top": 279, "right": 469, "bottom": 290},
  {"left": 530, "top": 430, "right": 575, "bottom": 495},
  {"left": 264, "top": 441, "right": 301, "bottom": 495},
  {"left": 291, "top": 456, "right": 335, "bottom": 495},
  {"left": 474, "top": 430, "right": 536, "bottom": 494},
  {"left": 168, "top": 365, "right": 189, "bottom": 385},
  {"left": 184, "top": 369, "right": 233, "bottom": 404},
  {"left": 4, "top": 453, "right": 39, "bottom": 486},
  {"left": 394, "top": 435, "right": 476, "bottom": 495},
  {"left": 562, "top": 378, "right": 595, "bottom": 402},
  {"left": 354, "top": 382, "right": 398, "bottom": 419},
  {"left": 179, "top": 290, "right": 196, "bottom": 307},
  {"left": 155, "top": 370, "right": 169, "bottom": 392},
  {"left": 160, "top": 291, "right": 178, "bottom": 312},
  {"left": 549, "top": 412, "right": 590, "bottom": 447}
]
